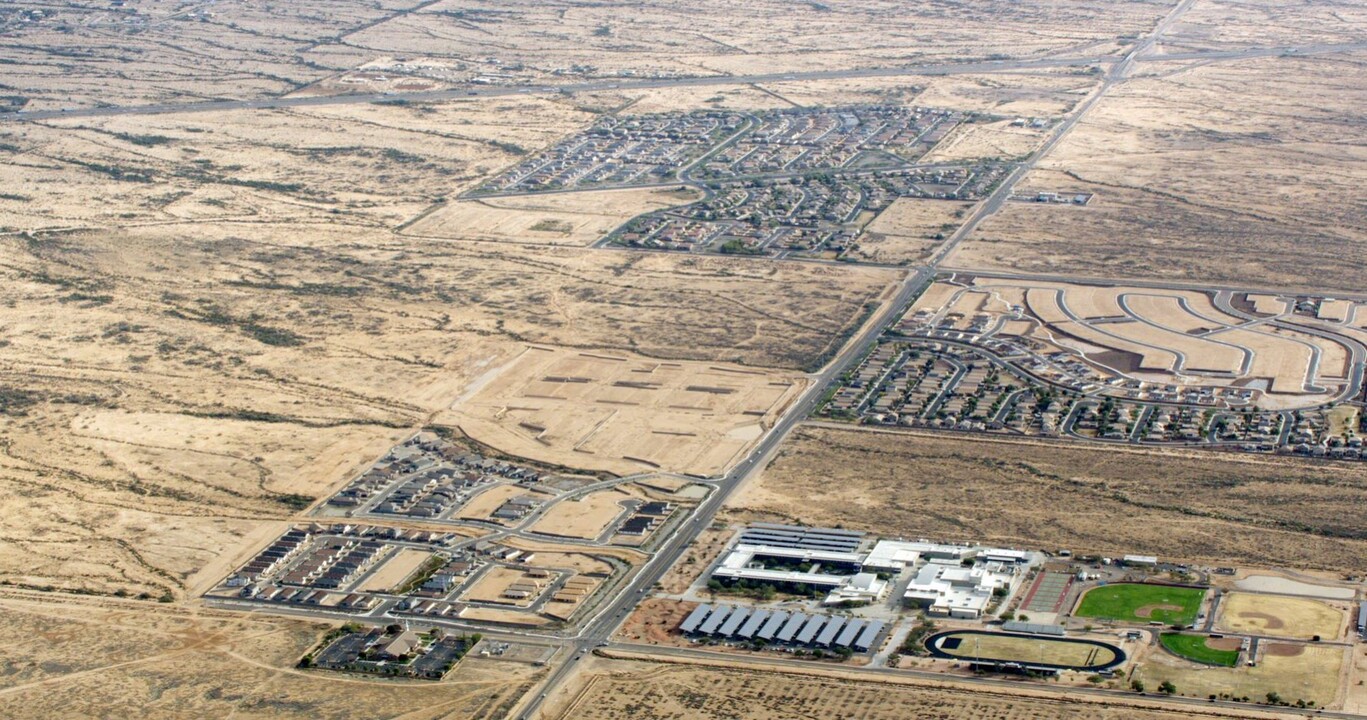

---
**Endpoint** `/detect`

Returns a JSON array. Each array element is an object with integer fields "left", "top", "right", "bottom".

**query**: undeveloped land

[
  {"left": 953, "top": 53, "right": 1367, "bottom": 292},
  {"left": 738, "top": 425, "right": 1367, "bottom": 573},
  {"left": 549, "top": 655, "right": 1285, "bottom": 720},
  {"left": 405, "top": 187, "right": 702, "bottom": 246},
  {"left": 852, "top": 198, "right": 971, "bottom": 265},
  {"left": 530, "top": 488, "right": 633, "bottom": 540},
  {"left": 0, "top": 592, "right": 538, "bottom": 719},
  {"left": 440, "top": 346, "right": 807, "bottom": 475}
]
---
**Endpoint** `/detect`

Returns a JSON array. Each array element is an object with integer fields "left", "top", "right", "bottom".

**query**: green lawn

[
  {"left": 1159, "top": 633, "right": 1239, "bottom": 667},
  {"left": 1074, "top": 583, "right": 1205, "bottom": 625}
]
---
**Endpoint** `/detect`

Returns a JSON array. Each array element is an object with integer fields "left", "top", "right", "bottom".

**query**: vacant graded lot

[
  {"left": 440, "top": 345, "right": 806, "bottom": 476},
  {"left": 356, "top": 548, "right": 431, "bottom": 593},
  {"left": 852, "top": 198, "right": 972, "bottom": 265},
  {"left": 737, "top": 426, "right": 1367, "bottom": 573},
  {"left": 529, "top": 488, "right": 632, "bottom": 540},
  {"left": 405, "top": 187, "right": 702, "bottom": 246},
  {"left": 548, "top": 654, "right": 1290, "bottom": 720}
]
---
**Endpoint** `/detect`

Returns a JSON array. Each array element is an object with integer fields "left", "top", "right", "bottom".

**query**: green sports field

[
  {"left": 1074, "top": 583, "right": 1205, "bottom": 625},
  {"left": 1159, "top": 633, "right": 1239, "bottom": 667}
]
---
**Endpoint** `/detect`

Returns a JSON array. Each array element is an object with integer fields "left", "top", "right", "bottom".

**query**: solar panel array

[
  {"left": 679, "top": 604, "right": 885, "bottom": 652},
  {"left": 738, "top": 523, "right": 865, "bottom": 553}
]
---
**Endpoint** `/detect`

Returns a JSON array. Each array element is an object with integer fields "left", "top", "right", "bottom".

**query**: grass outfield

[
  {"left": 1159, "top": 633, "right": 1239, "bottom": 667},
  {"left": 1074, "top": 583, "right": 1205, "bottom": 625}
]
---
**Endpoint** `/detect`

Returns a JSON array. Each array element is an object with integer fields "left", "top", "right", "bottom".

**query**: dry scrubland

[
  {"left": 954, "top": 52, "right": 1367, "bottom": 291},
  {"left": 1164, "top": 0, "right": 1367, "bottom": 49},
  {"left": 0, "top": 593, "right": 537, "bottom": 720},
  {"left": 0, "top": 1, "right": 381, "bottom": 111},
  {"left": 406, "top": 187, "right": 702, "bottom": 246},
  {"left": 0, "top": 223, "right": 885, "bottom": 598},
  {"left": 0, "top": 98, "right": 592, "bottom": 230},
  {"left": 601, "top": 71, "right": 1096, "bottom": 121},
  {"left": 0, "top": 0, "right": 1167, "bottom": 112},
  {"left": 328, "top": 0, "right": 1165, "bottom": 88},
  {"left": 740, "top": 426, "right": 1367, "bottom": 573},
  {"left": 551, "top": 656, "right": 1285, "bottom": 720}
]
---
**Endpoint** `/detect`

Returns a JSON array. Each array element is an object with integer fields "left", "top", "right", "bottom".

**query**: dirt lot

[
  {"left": 921, "top": 119, "right": 1049, "bottom": 163},
  {"left": 738, "top": 425, "right": 1367, "bottom": 573},
  {"left": 852, "top": 199, "right": 972, "bottom": 265},
  {"left": 440, "top": 345, "right": 807, "bottom": 475},
  {"left": 952, "top": 52, "right": 1367, "bottom": 292},
  {"left": 406, "top": 187, "right": 701, "bottom": 246},
  {"left": 462, "top": 566, "right": 543, "bottom": 607},
  {"left": 355, "top": 547, "right": 430, "bottom": 593},
  {"left": 1215, "top": 592, "right": 1348, "bottom": 641},
  {"left": 547, "top": 654, "right": 1291, "bottom": 720},
  {"left": 0, "top": 592, "right": 539, "bottom": 719},
  {"left": 530, "top": 488, "right": 634, "bottom": 540}
]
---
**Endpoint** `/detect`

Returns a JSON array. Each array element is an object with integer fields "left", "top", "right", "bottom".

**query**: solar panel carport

[
  {"left": 835, "top": 619, "right": 865, "bottom": 647},
  {"left": 757, "top": 611, "right": 789, "bottom": 640},
  {"left": 738, "top": 610, "right": 770, "bottom": 638},
  {"left": 854, "top": 620, "right": 885, "bottom": 651},
  {"left": 679, "top": 604, "right": 712, "bottom": 633}
]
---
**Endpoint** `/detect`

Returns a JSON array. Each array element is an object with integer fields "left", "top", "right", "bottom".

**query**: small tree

[
  {"left": 1266, "top": 691, "right": 1282, "bottom": 705},
  {"left": 1159, "top": 680, "right": 1176, "bottom": 695},
  {"left": 1131, "top": 679, "right": 1146, "bottom": 693}
]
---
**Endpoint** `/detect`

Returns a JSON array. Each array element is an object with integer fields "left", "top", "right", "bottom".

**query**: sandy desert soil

[
  {"left": 737, "top": 425, "right": 1367, "bottom": 573},
  {"left": 0, "top": 0, "right": 1169, "bottom": 112},
  {"left": 852, "top": 198, "right": 972, "bottom": 265},
  {"left": 952, "top": 52, "right": 1367, "bottom": 291},
  {"left": 440, "top": 345, "right": 806, "bottom": 475},
  {"left": 0, "top": 98, "right": 594, "bottom": 230},
  {"left": 0, "top": 592, "right": 539, "bottom": 720},
  {"left": 405, "top": 187, "right": 702, "bottom": 246},
  {"left": 547, "top": 654, "right": 1295, "bottom": 720},
  {"left": 0, "top": 218, "right": 886, "bottom": 599}
]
